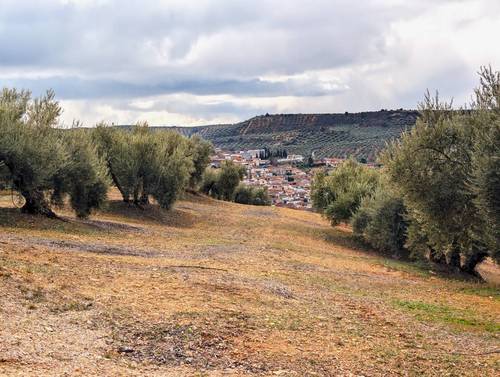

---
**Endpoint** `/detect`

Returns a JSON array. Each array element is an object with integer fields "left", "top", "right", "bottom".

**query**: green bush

[
  {"left": 234, "top": 184, "right": 271, "bottom": 206},
  {"left": 352, "top": 188, "right": 408, "bottom": 258},
  {"left": 311, "top": 159, "right": 379, "bottom": 224},
  {"left": 201, "top": 161, "right": 245, "bottom": 201}
]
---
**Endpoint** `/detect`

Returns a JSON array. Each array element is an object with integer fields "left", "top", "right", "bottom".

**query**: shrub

[
  {"left": 234, "top": 184, "right": 253, "bottom": 204},
  {"left": 311, "top": 159, "right": 379, "bottom": 224},
  {"left": 352, "top": 188, "right": 408, "bottom": 258},
  {"left": 234, "top": 184, "right": 271, "bottom": 206},
  {"left": 253, "top": 186, "right": 272, "bottom": 206}
]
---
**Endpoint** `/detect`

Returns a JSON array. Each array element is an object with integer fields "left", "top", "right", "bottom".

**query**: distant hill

[{"left": 158, "top": 110, "right": 419, "bottom": 161}]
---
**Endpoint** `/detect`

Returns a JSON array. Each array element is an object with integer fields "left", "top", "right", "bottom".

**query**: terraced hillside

[{"left": 165, "top": 110, "right": 419, "bottom": 161}]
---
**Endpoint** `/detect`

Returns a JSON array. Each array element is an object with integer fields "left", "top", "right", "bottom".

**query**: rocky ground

[{"left": 0, "top": 191, "right": 498, "bottom": 376}]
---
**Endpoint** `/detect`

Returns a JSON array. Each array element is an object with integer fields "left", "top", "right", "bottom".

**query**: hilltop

[
  {"left": 163, "top": 110, "right": 419, "bottom": 161},
  {"left": 0, "top": 190, "right": 498, "bottom": 376}
]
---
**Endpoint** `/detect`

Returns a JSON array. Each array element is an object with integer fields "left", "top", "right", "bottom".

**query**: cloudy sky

[{"left": 1, "top": 0, "right": 499, "bottom": 126}]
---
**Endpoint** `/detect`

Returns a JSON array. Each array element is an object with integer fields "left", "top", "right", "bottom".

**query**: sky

[{"left": 1, "top": 0, "right": 499, "bottom": 126}]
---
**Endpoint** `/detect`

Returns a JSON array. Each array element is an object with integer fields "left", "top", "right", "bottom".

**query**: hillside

[
  {"left": 164, "top": 110, "right": 419, "bottom": 161},
  {"left": 0, "top": 191, "right": 498, "bottom": 376}
]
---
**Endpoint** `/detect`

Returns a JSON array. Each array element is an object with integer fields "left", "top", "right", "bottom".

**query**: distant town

[{"left": 210, "top": 149, "right": 380, "bottom": 210}]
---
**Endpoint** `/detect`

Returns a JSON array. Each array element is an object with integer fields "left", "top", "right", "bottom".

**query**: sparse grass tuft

[
  {"left": 393, "top": 299, "right": 500, "bottom": 333},
  {"left": 380, "top": 259, "right": 431, "bottom": 277}
]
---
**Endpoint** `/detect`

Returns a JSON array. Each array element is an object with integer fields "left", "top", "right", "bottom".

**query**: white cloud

[{"left": 0, "top": 0, "right": 499, "bottom": 125}]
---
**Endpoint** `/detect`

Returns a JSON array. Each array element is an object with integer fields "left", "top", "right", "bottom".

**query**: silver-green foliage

[
  {"left": 93, "top": 124, "right": 194, "bottom": 209},
  {"left": 201, "top": 161, "right": 246, "bottom": 201},
  {"left": 234, "top": 184, "right": 271, "bottom": 206},
  {"left": 381, "top": 66, "right": 500, "bottom": 274},
  {"left": 351, "top": 186, "right": 408, "bottom": 258},
  {"left": 188, "top": 135, "right": 214, "bottom": 189},
  {"left": 311, "top": 159, "right": 379, "bottom": 225},
  {"left": 0, "top": 88, "right": 108, "bottom": 218}
]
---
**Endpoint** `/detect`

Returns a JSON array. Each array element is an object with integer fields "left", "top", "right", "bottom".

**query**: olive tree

[
  {"left": 54, "top": 129, "right": 110, "bottom": 218},
  {"left": 234, "top": 184, "right": 271, "bottom": 206},
  {"left": 201, "top": 161, "right": 246, "bottom": 201},
  {"left": 352, "top": 186, "right": 408, "bottom": 259},
  {"left": 0, "top": 88, "right": 108, "bottom": 218},
  {"left": 93, "top": 124, "right": 194, "bottom": 209},
  {"left": 187, "top": 135, "right": 213, "bottom": 189},
  {"left": 381, "top": 66, "right": 500, "bottom": 276}
]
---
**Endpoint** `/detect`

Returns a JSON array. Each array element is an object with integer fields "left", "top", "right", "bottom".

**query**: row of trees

[
  {"left": 312, "top": 67, "right": 499, "bottom": 277},
  {"left": 200, "top": 161, "right": 271, "bottom": 205},
  {"left": 258, "top": 147, "right": 288, "bottom": 160},
  {"left": 0, "top": 88, "right": 213, "bottom": 218},
  {"left": 92, "top": 125, "right": 212, "bottom": 209}
]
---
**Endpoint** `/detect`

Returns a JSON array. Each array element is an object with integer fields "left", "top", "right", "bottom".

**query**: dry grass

[{"left": 0, "top": 190, "right": 498, "bottom": 376}]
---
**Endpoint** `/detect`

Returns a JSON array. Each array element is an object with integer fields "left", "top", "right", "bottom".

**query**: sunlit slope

[{"left": 0, "top": 191, "right": 498, "bottom": 376}]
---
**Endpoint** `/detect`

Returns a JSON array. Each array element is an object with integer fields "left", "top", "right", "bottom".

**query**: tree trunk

[
  {"left": 107, "top": 162, "right": 129, "bottom": 202},
  {"left": 139, "top": 191, "right": 149, "bottom": 205},
  {"left": 21, "top": 189, "right": 57, "bottom": 218},
  {"left": 448, "top": 241, "right": 461, "bottom": 271},
  {"left": 429, "top": 247, "right": 446, "bottom": 264},
  {"left": 461, "top": 251, "right": 488, "bottom": 278}
]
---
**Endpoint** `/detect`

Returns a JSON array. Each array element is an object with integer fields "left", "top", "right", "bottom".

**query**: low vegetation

[
  {"left": 234, "top": 184, "right": 272, "bottom": 206},
  {"left": 201, "top": 161, "right": 271, "bottom": 206}
]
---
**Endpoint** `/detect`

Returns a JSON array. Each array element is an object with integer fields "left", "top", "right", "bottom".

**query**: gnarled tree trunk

[
  {"left": 21, "top": 189, "right": 57, "bottom": 218},
  {"left": 461, "top": 250, "right": 488, "bottom": 278},
  {"left": 448, "top": 242, "right": 461, "bottom": 272}
]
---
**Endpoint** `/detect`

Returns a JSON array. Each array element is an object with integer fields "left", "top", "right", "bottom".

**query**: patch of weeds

[
  {"left": 381, "top": 259, "right": 431, "bottom": 278},
  {"left": 458, "top": 286, "right": 500, "bottom": 301},
  {"left": 393, "top": 299, "right": 500, "bottom": 333},
  {"left": 50, "top": 300, "right": 93, "bottom": 314},
  {"left": 323, "top": 228, "right": 371, "bottom": 251},
  {"left": 20, "top": 286, "right": 46, "bottom": 303}
]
